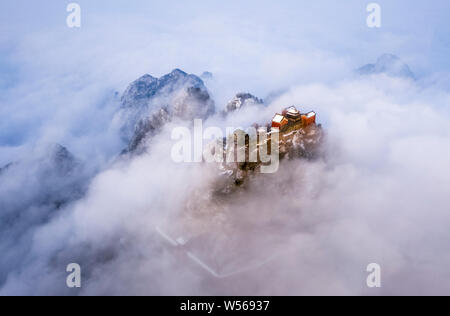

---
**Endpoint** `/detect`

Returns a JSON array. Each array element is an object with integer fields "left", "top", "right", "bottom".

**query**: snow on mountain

[
  {"left": 357, "top": 54, "right": 415, "bottom": 79},
  {"left": 224, "top": 92, "right": 264, "bottom": 114},
  {"left": 116, "top": 69, "right": 215, "bottom": 153}
]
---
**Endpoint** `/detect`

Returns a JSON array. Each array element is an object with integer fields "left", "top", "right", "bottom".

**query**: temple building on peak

[{"left": 271, "top": 106, "right": 316, "bottom": 133}]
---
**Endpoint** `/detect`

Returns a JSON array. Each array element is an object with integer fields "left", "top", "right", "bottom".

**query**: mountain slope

[
  {"left": 116, "top": 69, "right": 215, "bottom": 153},
  {"left": 224, "top": 93, "right": 264, "bottom": 114},
  {"left": 0, "top": 144, "right": 90, "bottom": 286}
]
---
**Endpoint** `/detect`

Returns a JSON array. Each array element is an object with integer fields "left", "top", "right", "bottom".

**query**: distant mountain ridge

[
  {"left": 0, "top": 163, "right": 13, "bottom": 175},
  {"left": 357, "top": 54, "right": 415, "bottom": 79},
  {"left": 0, "top": 143, "right": 88, "bottom": 230},
  {"left": 224, "top": 93, "right": 264, "bottom": 114},
  {"left": 0, "top": 144, "right": 79, "bottom": 179}
]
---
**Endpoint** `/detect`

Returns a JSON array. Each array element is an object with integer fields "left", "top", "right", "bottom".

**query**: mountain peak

[
  {"left": 0, "top": 144, "right": 80, "bottom": 181},
  {"left": 377, "top": 53, "right": 399, "bottom": 63},
  {"left": 49, "top": 143, "right": 74, "bottom": 161},
  {"left": 170, "top": 68, "right": 187, "bottom": 76},
  {"left": 225, "top": 92, "right": 264, "bottom": 113},
  {"left": 133, "top": 74, "right": 157, "bottom": 86},
  {"left": 46, "top": 144, "right": 79, "bottom": 176},
  {"left": 117, "top": 69, "right": 215, "bottom": 153},
  {"left": 201, "top": 71, "right": 213, "bottom": 80},
  {"left": 0, "top": 162, "right": 13, "bottom": 175},
  {"left": 357, "top": 54, "right": 415, "bottom": 79}
]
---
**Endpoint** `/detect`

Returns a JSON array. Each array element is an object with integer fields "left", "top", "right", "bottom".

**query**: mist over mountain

[
  {"left": 1, "top": 41, "right": 450, "bottom": 295},
  {"left": 0, "top": 144, "right": 85, "bottom": 208},
  {"left": 224, "top": 92, "right": 264, "bottom": 114},
  {"left": 0, "top": 143, "right": 91, "bottom": 287},
  {"left": 357, "top": 54, "right": 415, "bottom": 79},
  {"left": 2, "top": 0, "right": 450, "bottom": 297},
  {"left": 116, "top": 69, "right": 215, "bottom": 153},
  {"left": 0, "top": 163, "right": 13, "bottom": 175},
  {"left": 201, "top": 71, "right": 214, "bottom": 80}
]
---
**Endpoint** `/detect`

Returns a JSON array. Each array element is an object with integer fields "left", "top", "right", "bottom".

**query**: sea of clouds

[{"left": 0, "top": 0, "right": 449, "bottom": 295}]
